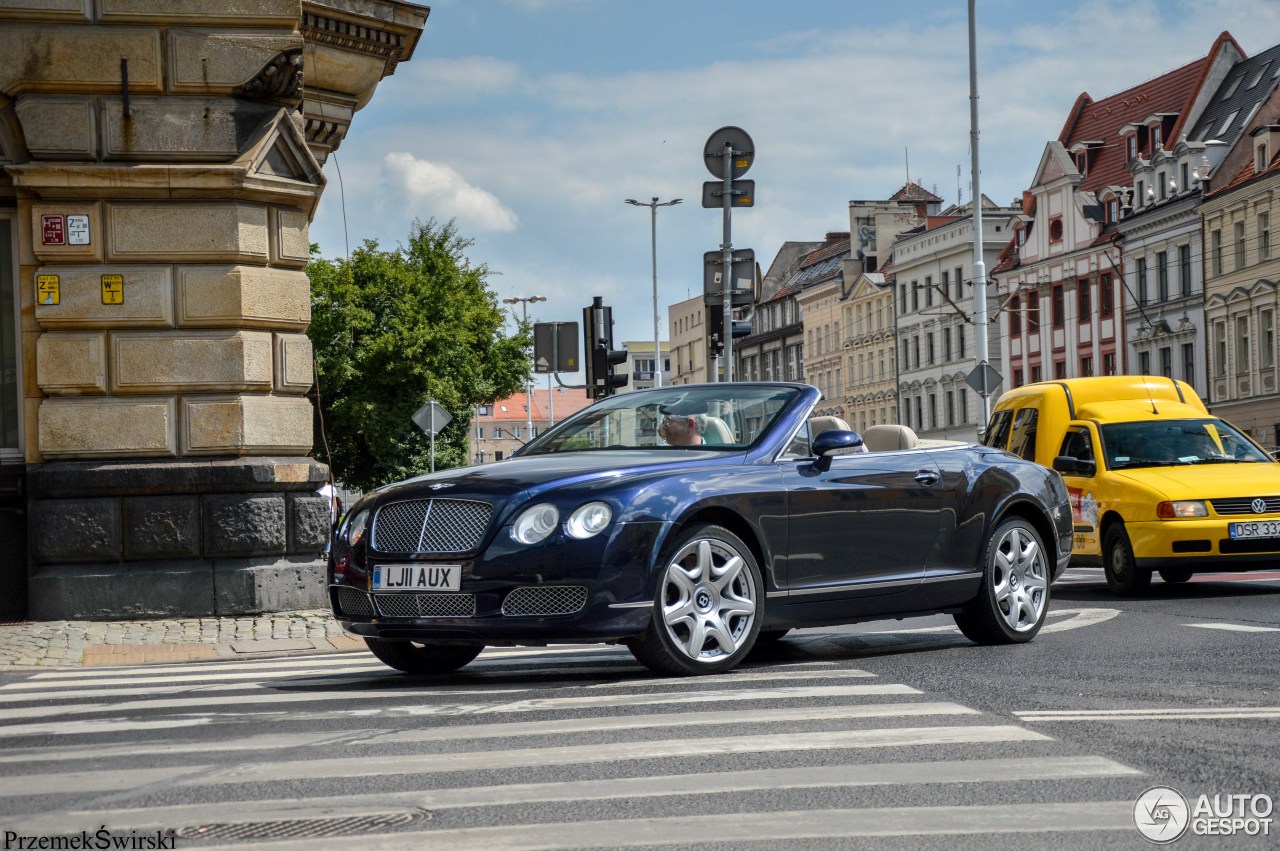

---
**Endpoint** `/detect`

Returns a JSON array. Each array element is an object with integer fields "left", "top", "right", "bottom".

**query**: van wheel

[
  {"left": 1102, "top": 523, "right": 1151, "bottom": 596},
  {"left": 1159, "top": 567, "right": 1194, "bottom": 584}
]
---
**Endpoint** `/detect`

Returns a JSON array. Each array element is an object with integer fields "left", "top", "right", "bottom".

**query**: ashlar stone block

[
  {"left": 111, "top": 329, "right": 274, "bottom": 393},
  {"left": 124, "top": 495, "right": 200, "bottom": 560},
  {"left": 169, "top": 30, "right": 303, "bottom": 94},
  {"left": 100, "top": 1, "right": 299, "bottom": 26},
  {"left": 31, "top": 202, "right": 103, "bottom": 263},
  {"left": 36, "top": 331, "right": 107, "bottom": 395},
  {"left": 106, "top": 202, "right": 269, "bottom": 263},
  {"left": 182, "top": 394, "right": 312, "bottom": 455},
  {"left": 102, "top": 97, "right": 264, "bottom": 161},
  {"left": 175, "top": 264, "right": 309, "bottom": 329},
  {"left": 39, "top": 396, "right": 176, "bottom": 458},
  {"left": 0, "top": 26, "right": 161, "bottom": 94},
  {"left": 270, "top": 206, "right": 310, "bottom": 267},
  {"left": 274, "top": 332, "right": 313, "bottom": 393},
  {"left": 31, "top": 498, "right": 121, "bottom": 564},
  {"left": 34, "top": 264, "right": 174, "bottom": 329},
  {"left": 15, "top": 95, "right": 96, "bottom": 158}
]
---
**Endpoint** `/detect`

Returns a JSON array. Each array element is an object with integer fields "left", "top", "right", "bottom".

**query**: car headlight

[
  {"left": 343, "top": 509, "right": 370, "bottom": 546},
  {"left": 511, "top": 503, "right": 560, "bottom": 544},
  {"left": 565, "top": 501, "right": 612, "bottom": 539},
  {"left": 1157, "top": 500, "right": 1207, "bottom": 518}
]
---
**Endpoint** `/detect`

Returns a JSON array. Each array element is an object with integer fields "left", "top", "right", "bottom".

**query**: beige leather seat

[
  {"left": 702, "top": 416, "right": 734, "bottom": 445},
  {"left": 808, "top": 416, "right": 852, "bottom": 438},
  {"left": 861, "top": 424, "right": 919, "bottom": 451}
]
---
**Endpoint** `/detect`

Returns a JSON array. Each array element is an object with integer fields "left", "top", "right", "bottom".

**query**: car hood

[
  {"left": 370, "top": 450, "right": 739, "bottom": 499},
  {"left": 1110, "top": 463, "right": 1280, "bottom": 499}
]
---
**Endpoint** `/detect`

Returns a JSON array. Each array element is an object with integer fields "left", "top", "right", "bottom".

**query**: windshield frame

[
  {"left": 516, "top": 384, "right": 806, "bottom": 457},
  {"left": 1098, "top": 417, "right": 1273, "bottom": 470}
]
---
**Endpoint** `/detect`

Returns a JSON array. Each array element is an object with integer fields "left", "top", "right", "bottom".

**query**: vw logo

[{"left": 1252, "top": 498, "right": 1268, "bottom": 514}]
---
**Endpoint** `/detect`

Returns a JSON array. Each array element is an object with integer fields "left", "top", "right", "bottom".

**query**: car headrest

[
  {"left": 702, "top": 416, "right": 734, "bottom": 445},
  {"left": 809, "top": 416, "right": 852, "bottom": 438},
  {"left": 861, "top": 424, "right": 919, "bottom": 451}
]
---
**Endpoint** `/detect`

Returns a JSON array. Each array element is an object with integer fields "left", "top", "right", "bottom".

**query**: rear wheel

[
  {"left": 1103, "top": 523, "right": 1151, "bottom": 596},
  {"left": 954, "top": 517, "right": 1050, "bottom": 644},
  {"left": 626, "top": 523, "right": 762, "bottom": 676},
  {"left": 1158, "top": 567, "right": 1194, "bottom": 584},
  {"left": 364, "top": 638, "right": 483, "bottom": 674}
]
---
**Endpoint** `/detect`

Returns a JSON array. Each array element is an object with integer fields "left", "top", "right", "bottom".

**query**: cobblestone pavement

[{"left": 0, "top": 610, "right": 367, "bottom": 668}]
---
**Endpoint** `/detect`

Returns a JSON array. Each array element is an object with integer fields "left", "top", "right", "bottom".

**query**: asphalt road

[{"left": 0, "top": 567, "right": 1276, "bottom": 850}]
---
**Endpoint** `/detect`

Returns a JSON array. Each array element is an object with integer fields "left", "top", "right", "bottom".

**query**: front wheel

[
  {"left": 364, "top": 638, "right": 483, "bottom": 675},
  {"left": 1159, "top": 567, "right": 1194, "bottom": 584},
  {"left": 1103, "top": 523, "right": 1151, "bottom": 596},
  {"left": 626, "top": 523, "right": 763, "bottom": 676},
  {"left": 954, "top": 517, "right": 1050, "bottom": 644}
]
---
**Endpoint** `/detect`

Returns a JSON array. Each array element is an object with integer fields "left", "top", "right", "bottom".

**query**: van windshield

[{"left": 1099, "top": 419, "right": 1271, "bottom": 469}]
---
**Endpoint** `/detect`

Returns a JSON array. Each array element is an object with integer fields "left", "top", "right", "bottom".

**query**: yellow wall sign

[
  {"left": 101, "top": 274, "right": 123, "bottom": 304},
  {"left": 36, "top": 274, "right": 60, "bottom": 305}
]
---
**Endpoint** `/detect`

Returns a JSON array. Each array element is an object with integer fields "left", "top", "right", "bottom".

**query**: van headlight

[
  {"left": 566, "top": 501, "right": 612, "bottom": 539},
  {"left": 511, "top": 503, "right": 560, "bottom": 544}
]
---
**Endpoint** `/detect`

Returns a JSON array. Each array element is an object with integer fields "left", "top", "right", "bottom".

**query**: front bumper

[{"left": 1128, "top": 518, "right": 1280, "bottom": 570}]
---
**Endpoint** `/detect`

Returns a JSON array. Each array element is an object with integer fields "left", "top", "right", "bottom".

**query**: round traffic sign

[{"left": 704, "top": 126, "right": 755, "bottom": 179}]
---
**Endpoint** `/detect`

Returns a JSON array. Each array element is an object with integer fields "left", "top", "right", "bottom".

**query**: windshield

[
  {"left": 519, "top": 385, "right": 803, "bottom": 455},
  {"left": 1100, "top": 418, "right": 1272, "bottom": 469}
]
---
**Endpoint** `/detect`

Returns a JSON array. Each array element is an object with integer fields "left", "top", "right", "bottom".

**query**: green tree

[{"left": 307, "top": 218, "right": 529, "bottom": 491}]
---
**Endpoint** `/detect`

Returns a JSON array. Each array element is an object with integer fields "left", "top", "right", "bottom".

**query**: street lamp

[
  {"left": 503, "top": 295, "right": 546, "bottom": 440},
  {"left": 625, "top": 196, "right": 682, "bottom": 388}
]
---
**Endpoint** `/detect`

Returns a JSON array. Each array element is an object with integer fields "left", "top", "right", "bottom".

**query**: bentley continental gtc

[{"left": 329, "top": 383, "right": 1072, "bottom": 676}]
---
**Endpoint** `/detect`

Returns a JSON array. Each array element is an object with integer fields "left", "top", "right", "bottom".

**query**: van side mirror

[{"left": 1052, "top": 455, "right": 1094, "bottom": 477}]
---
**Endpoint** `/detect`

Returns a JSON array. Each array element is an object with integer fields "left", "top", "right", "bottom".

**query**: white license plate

[
  {"left": 372, "top": 564, "right": 462, "bottom": 591},
  {"left": 1228, "top": 521, "right": 1280, "bottom": 540}
]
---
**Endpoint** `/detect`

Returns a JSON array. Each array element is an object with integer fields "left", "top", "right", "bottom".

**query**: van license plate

[
  {"left": 1228, "top": 522, "right": 1280, "bottom": 540},
  {"left": 372, "top": 564, "right": 462, "bottom": 591}
]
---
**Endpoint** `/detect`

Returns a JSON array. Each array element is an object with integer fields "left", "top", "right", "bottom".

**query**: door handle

[{"left": 914, "top": 470, "right": 941, "bottom": 486}]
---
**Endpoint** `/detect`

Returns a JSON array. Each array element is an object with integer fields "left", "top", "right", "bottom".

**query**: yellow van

[{"left": 982, "top": 376, "right": 1280, "bottom": 595}]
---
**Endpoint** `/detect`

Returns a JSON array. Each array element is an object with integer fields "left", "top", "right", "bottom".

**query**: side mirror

[
  {"left": 812, "top": 430, "right": 865, "bottom": 471},
  {"left": 1052, "top": 455, "right": 1094, "bottom": 476}
]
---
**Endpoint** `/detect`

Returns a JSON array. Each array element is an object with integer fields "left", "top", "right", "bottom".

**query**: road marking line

[
  {"left": 0, "top": 765, "right": 207, "bottom": 798},
  {"left": 190, "top": 800, "right": 1137, "bottom": 850},
  {"left": 1184, "top": 622, "right": 1280, "bottom": 632},
  {"left": 1018, "top": 707, "right": 1280, "bottom": 721},
  {"left": 3, "top": 757, "right": 1141, "bottom": 835}
]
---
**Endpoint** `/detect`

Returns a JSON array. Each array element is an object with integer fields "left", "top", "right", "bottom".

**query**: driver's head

[{"left": 658, "top": 397, "right": 710, "bottom": 446}]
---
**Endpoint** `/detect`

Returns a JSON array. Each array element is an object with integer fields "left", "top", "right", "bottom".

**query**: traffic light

[
  {"left": 707, "top": 305, "right": 754, "bottom": 364},
  {"left": 583, "top": 297, "right": 629, "bottom": 400}
]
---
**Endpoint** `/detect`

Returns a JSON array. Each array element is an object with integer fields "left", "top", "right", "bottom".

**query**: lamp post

[
  {"left": 503, "top": 295, "right": 546, "bottom": 440},
  {"left": 625, "top": 196, "right": 681, "bottom": 388}
]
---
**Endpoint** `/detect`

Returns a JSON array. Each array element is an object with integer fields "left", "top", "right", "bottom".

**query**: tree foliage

[{"left": 307, "top": 219, "right": 530, "bottom": 491}]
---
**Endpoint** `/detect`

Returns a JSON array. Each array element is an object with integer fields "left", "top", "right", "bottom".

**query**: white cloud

[{"left": 382, "top": 152, "right": 520, "bottom": 233}]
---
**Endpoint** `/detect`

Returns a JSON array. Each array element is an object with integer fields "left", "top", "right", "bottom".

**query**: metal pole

[
  {"left": 721, "top": 143, "right": 734, "bottom": 383},
  {"left": 968, "top": 0, "right": 991, "bottom": 425},
  {"left": 521, "top": 302, "right": 534, "bottom": 439},
  {"left": 649, "top": 199, "right": 662, "bottom": 388},
  {"left": 429, "top": 400, "right": 435, "bottom": 473}
]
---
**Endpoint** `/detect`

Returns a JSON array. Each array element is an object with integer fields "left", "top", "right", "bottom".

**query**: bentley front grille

[
  {"left": 333, "top": 586, "right": 374, "bottom": 617},
  {"left": 372, "top": 498, "right": 493, "bottom": 553},
  {"left": 1210, "top": 496, "right": 1280, "bottom": 515},
  {"left": 373, "top": 593, "right": 477, "bottom": 618},
  {"left": 501, "top": 586, "right": 589, "bottom": 617}
]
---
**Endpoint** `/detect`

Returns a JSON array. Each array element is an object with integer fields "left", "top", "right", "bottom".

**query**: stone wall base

[{"left": 26, "top": 457, "right": 331, "bottom": 619}]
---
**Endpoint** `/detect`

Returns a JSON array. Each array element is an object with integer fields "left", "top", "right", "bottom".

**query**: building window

[
  {"left": 911, "top": 281, "right": 919, "bottom": 311},
  {"left": 1080, "top": 355, "right": 1093, "bottom": 377},
  {"left": 1054, "top": 360, "right": 1066, "bottom": 379},
  {"left": 1235, "top": 315, "right": 1250, "bottom": 374},
  {"left": 924, "top": 275, "right": 933, "bottom": 307},
  {"left": 1258, "top": 143, "right": 1270, "bottom": 173},
  {"left": 927, "top": 333, "right": 935, "bottom": 365},
  {"left": 1211, "top": 229, "right": 1222, "bottom": 276},
  {"left": 1156, "top": 251, "right": 1168, "bottom": 301},
  {"left": 1136, "top": 258, "right": 1148, "bottom": 305},
  {"left": 1139, "top": 351, "right": 1151, "bottom": 375},
  {"left": 1158, "top": 171, "right": 1167, "bottom": 200},
  {"left": 1260, "top": 213, "right": 1271, "bottom": 261},
  {"left": 1049, "top": 217, "right": 1064, "bottom": 242},
  {"left": 1234, "top": 221, "right": 1246, "bottom": 269},
  {"left": 1027, "top": 293, "right": 1040, "bottom": 331},
  {"left": 1100, "top": 274, "right": 1114, "bottom": 316},
  {"left": 900, "top": 284, "right": 907, "bottom": 315},
  {"left": 957, "top": 324, "right": 965, "bottom": 358},
  {"left": 913, "top": 336, "right": 921, "bottom": 369},
  {"left": 1103, "top": 352, "right": 1116, "bottom": 375},
  {"left": 1127, "top": 135, "right": 1137, "bottom": 160},
  {"left": 1009, "top": 295, "right": 1022, "bottom": 334},
  {"left": 954, "top": 267, "right": 963, "bottom": 298},
  {"left": 946, "top": 390, "right": 956, "bottom": 426},
  {"left": 1159, "top": 346, "right": 1172, "bottom": 378},
  {"left": 1013, "top": 368, "right": 1024, "bottom": 388},
  {"left": 1152, "top": 126, "right": 1162, "bottom": 150},
  {"left": 1214, "top": 322, "right": 1227, "bottom": 378},
  {"left": 1137, "top": 180, "right": 1146, "bottom": 206},
  {"left": 476, "top": 426, "right": 485, "bottom": 439},
  {"left": 915, "top": 396, "right": 924, "bottom": 430},
  {"left": 1181, "top": 161, "right": 1189, "bottom": 191},
  {"left": 1052, "top": 284, "right": 1064, "bottom": 327},
  {"left": 901, "top": 338, "right": 909, "bottom": 369},
  {"left": 1077, "top": 279, "right": 1091, "bottom": 319},
  {"left": 943, "top": 327, "right": 952, "bottom": 362},
  {"left": 1108, "top": 199, "right": 1119, "bottom": 223},
  {"left": 1263, "top": 309, "right": 1275, "bottom": 370},
  {"left": 1182, "top": 343, "right": 1195, "bottom": 384},
  {"left": 941, "top": 270, "right": 950, "bottom": 300},
  {"left": 1031, "top": 364, "right": 1042, "bottom": 383},
  {"left": 959, "top": 389, "right": 968, "bottom": 424},
  {"left": 1179, "top": 244, "right": 1192, "bottom": 296}
]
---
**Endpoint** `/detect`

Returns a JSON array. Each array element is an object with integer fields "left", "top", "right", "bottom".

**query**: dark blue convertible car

[{"left": 329, "top": 383, "right": 1072, "bottom": 676}]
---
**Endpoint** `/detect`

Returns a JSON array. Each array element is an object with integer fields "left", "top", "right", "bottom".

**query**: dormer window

[
  {"left": 1108, "top": 198, "right": 1119, "bottom": 223},
  {"left": 1127, "top": 136, "right": 1137, "bottom": 160},
  {"left": 1152, "top": 126, "right": 1162, "bottom": 151},
  {"left": 1158, "top": 171, "right": 1167, "bottom": 200},
  {"left": 1258, "top": 142, "right": 1270, "bottom": 173},
  {"left": 1181, "top": 162, "right": 1189, "bottom": 190},
  {"left": 1136, "top": 179, "right": 1146, "bottom": 206}
]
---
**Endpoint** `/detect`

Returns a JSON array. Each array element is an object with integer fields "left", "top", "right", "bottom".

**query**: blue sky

[{"left": 310, "top": 0, "right": 1280, "bottom": 374}]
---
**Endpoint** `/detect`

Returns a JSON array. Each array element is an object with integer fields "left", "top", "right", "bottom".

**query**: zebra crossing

[{"left": 0, "top": 642, "right": 1148, "bottom": 848}]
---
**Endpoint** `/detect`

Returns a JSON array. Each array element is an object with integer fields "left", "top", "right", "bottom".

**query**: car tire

[
  {"left": 626, "top": 523, "right": 763, "bottom": 676},
  {"left": 1102, "top": 523, "right": 1152, "bottom": 596},
  {"left": 954, "top": 517, "right": 1050, "bottom": 645},
  {"left": 364, "top": 638, "right": 484, "bottom": 674},
  {"left": 1158, "top": 567, "right": 1194, "bottom": 584}
]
